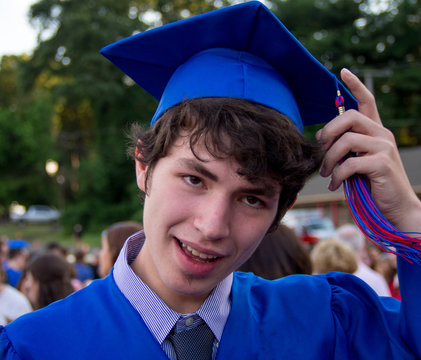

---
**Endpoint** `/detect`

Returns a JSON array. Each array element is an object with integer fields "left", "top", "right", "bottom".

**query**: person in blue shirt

[
  {"left": 73, "top": 250, "right": 94, "bottom": 283},
  {"left": 3, "top": 241, "right": 29, "bottom": 288},
  {"left": 1, "top": 2, "right": 421, "bottom": 359}
]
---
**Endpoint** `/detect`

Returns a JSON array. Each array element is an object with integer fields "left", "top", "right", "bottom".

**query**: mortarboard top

[{"left": 100, "top": 1, "right": 357, "bottom": 132}]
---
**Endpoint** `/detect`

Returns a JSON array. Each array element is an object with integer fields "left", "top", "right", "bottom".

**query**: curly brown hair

[{"left": 128, "top": 98, "right": 324, "bottom": 231}]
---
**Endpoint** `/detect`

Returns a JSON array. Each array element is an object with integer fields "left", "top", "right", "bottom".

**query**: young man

[{"left": 1, "top": 2, "right": 421, "bottom": 359}]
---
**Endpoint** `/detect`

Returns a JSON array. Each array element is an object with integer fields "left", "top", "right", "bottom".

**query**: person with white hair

[{"left": 334, "top": 224, "right": 391, "bottom": 296}]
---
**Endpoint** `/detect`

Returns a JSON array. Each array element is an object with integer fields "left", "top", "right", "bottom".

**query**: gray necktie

[{"left": 168, "top": 321, "right": 215, "bottom": 360}]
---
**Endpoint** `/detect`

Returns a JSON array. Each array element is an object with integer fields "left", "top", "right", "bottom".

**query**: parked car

[{"left": 12, "top": 205, "right": 60, "bottom": 224}]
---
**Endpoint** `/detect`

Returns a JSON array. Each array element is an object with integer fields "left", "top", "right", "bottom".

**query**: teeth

[{"left": 181, "top": 243, "right": 218, "bottom": 260}]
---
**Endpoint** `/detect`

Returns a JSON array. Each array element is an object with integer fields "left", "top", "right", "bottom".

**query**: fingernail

[
  {"left": 328, "top": 178, "right": 335, "bottom": 191},
  {"left": 341, "top": 68, "right": 354, "bottom": 79}
]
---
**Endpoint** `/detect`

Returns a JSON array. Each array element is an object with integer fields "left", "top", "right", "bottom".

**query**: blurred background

[{"left": 0, "top": 0, "right": 420, "bottom": 247}]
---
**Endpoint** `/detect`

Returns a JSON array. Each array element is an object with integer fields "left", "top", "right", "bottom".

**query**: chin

[{"left": 169, "top": 275, "right": 215, "bottom": 297}]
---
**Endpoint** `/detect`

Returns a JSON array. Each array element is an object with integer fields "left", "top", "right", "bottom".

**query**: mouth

[{"left": 176, "top": 238, "right": 219, "bottom": 263}]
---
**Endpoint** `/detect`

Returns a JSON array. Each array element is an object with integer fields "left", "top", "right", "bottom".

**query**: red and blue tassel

[{"left": 334, "top": 78, "right": 421, "bottom": 264}]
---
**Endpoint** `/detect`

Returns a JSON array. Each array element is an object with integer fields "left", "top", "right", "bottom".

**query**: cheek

[
  {"left": 143, "top": 187, "right": 190, "bottom": 232},
  {"left": 99, "top": 249, "right": 113, "bottom": 275},
  {"left": 20, "top": 277, "right": 30, "bottom": 296},
  {"left": 23, "top": 276, "right": 39, "bottom": 305},
  {"left": 238, "top": 236, "right": 263, "bottom": 264},
  {"left": 232, "top": 223, "right": 267, "bottom": 265},
  {"left": 98, "top": 250, "right": 106, "bottom": 273},
  {"left": 30, "top": 282, "right": 40, "bottom": 304}
]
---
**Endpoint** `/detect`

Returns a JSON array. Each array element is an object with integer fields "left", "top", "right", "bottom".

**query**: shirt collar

[{"left": 113, "top": 230, "right": 232, "bottom": 344}]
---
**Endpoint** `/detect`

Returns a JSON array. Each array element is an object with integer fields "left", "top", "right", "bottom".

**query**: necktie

[{"left": 168, "top": 321, "right": 215, "bottom": 360}]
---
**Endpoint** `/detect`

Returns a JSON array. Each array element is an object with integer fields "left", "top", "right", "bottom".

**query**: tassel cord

[{"left": 334, "top": 76, "right": 421, "bottom": 263}]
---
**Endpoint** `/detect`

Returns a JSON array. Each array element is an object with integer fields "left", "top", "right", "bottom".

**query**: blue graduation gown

[{"left": 1, "top": 258, "right": 420, "bottom": 359}]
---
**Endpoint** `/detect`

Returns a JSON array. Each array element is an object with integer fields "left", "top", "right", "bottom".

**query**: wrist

[{"left": 395, "top": 195, "right": 421, "bottom": 235}]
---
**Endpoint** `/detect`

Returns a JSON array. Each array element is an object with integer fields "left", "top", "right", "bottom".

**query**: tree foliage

[
  {"left": 0, "top": 97, "right": 55, "bottom": 207},
  {"left": 269, "top": 0, "right": 421, "bottom": 142}
]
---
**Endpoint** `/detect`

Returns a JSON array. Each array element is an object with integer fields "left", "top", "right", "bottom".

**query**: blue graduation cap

[{"left": 100, "top": 1, "right": 357, "bottom": 132}]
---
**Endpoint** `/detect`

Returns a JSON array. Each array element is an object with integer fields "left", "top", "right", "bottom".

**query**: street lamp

[
  {"left": 45, "top": 159, "right": 59, "bottom": 177},
  {"left": 45, "top": 159, "right": 64, "bottom": 211}
]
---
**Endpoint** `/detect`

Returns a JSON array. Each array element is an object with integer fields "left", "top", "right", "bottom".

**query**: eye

[
  {"left": 242, "top": 195, "right": 264, "bottom": 209},
  {"left": 183, "top": 175, "right": 203, "bottom": 187}
]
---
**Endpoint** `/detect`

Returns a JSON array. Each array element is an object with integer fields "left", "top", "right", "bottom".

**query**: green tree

[
  {"left": 369, "top": 0, "right": 421, "bottom": 145},
  {"left": 0, "top": 54, "right": 58, "bottom": 215},
  {"left": 270, "top": 0, "right": 421, "bottom": 145},
  {"left": 0, "top": 99, "right": 56, "bottom": 207}
]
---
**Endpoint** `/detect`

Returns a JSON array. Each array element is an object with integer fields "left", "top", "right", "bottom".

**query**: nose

[{"left": 193, "top": 195, "right": 231, "bottom": 241}]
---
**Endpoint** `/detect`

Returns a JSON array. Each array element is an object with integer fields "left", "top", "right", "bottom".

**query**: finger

[
  {"left": 320, "top": 131, "right": 390, "bottom": 177},
  {"left": 340, "top": 68, "right": 382, "bottom": 125},
  {"left": 317, "top": 110, "right": 387, "bottom": 152},
  {"left": 326, "top": 135, "right": 401, "bottom": 191},
  {"left": 327, "top": 155, "right": 381, "bottom": 191}
]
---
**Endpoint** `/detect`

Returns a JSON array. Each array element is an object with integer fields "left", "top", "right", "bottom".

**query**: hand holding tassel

[{"left": 317, "top": 68, "right": 421, "bottom": 263}]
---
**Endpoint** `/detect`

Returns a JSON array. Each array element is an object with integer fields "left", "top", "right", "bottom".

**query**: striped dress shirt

[{"left": 113, "top": 231, "right": 232, "bottom": 360}]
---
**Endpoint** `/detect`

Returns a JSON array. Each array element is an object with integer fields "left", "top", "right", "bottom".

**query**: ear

[{"left": 135, "top": 147, "right": 147, "bottom": 192}]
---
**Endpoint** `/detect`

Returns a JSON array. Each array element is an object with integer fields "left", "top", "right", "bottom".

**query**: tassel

[{"left": 334, "top": 77, "right": 421, "bottom": 264}]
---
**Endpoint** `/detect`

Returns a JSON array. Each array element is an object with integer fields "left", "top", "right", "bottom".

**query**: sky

[{"left": 0, "top": 0, "right": 38, "bottom": 57}]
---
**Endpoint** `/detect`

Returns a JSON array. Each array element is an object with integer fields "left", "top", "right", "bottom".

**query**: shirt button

[{"left": 185, "top": 317, "right": 194, "bottom": 326}]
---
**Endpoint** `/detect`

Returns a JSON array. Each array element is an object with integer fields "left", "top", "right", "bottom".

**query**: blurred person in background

[
  {"left": 0, "top": 267, "right": 32, "bottom": 326},
  {"left": 19, "top": 253, "right": 74, "bottom": 310},
  {"left": 374, "top": 252, "right": 401, "bottom": 300},
  {"left": 300, "top": 227, "right": 320, "bottom": 250},
  {"left": 365, "top": 239, "right": 398, "bottom": 297},
  {"left": 0, "top": 239, "right": 32, "bottom": 325},
  {"left": 98, "top": 221, "right": 143, "bottom": 278},
  {"left": 73, "top": 224, "right": 84, "bottom": 253},
  {"left": 238, "top": 224, "right": 312, "bottom": 279},
  {"left": 365, "top": 240, "right": 384, "bottom": 269},
  {"left": 44, "top": 242, "right": 85, "bottom": 291},
  {"left": 311, "top": 239, "right": 358, "bottom": 275},
  {"left": 0, "top": 236, "right": 8, "bottom": 268},
  {"left": 45, "top": 242, "right": 68, "bottom": 258},
  {"left": 74, "top": 250, "right": 94, "bottom": 283},
  {"left": 4, "top": 240, "right": 30, "bottom": 288},
  {"left": 334, "top": 224, "right": 391, "bottom": 296}
]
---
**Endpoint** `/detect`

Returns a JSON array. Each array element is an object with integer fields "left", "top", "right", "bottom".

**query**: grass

[{"left": 0, "top": 222, "right": 101, "bottom": 249}]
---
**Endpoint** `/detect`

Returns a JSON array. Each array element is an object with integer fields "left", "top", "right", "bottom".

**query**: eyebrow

[
  {"left": 178, "top": 158, "right": 219, "bottom": 182},
  {"left": 237, "top": 185, "right": 279, "bottom": 198},
  {"left": 178, "top": 158, "right": 279, "bottom": 198}
]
